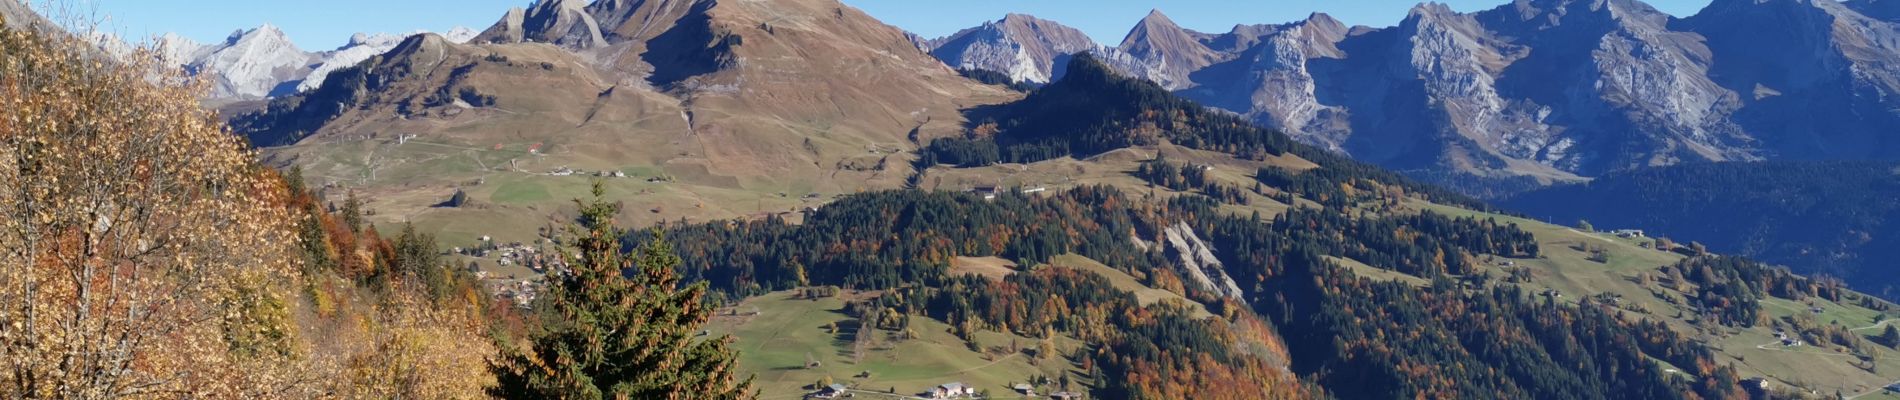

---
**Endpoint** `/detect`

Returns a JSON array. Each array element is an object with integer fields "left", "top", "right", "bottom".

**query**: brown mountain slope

[
  {"left": 235, "top": 0, "right": 1013, "bottom": 242},
  {"left": 1117, "top": 9, "right": 1227, "bottom": 90}
]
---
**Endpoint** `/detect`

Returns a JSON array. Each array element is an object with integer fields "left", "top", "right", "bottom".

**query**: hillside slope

[
  {"left": 1504, "top": 161, "right": 1900, "bottom": 300},
  {"left": 649, "top": 53, "right": 1900, "bottom": 397},
  {"left": 233, "top": 0, "right": 1016, "bottom": 244}
]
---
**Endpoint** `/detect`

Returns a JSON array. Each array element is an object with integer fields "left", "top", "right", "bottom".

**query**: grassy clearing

[
  {"left": 491, "top": 180, "right": 552, "bottom": 204},
  {"left": 1328, "top": 256, "right": 1429, "bottom": 287},
  {"left": 1048, "top": 254, "right": 1211, "bottom": 319},
  {"left": 708, "top": 291, "right": 1086, "bottom": 399},
  {"left": 950, "top": 257, "right": 1017, "bottom": 281}
]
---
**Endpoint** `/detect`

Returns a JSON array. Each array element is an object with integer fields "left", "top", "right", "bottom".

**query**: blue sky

[{"left": 72, "top": 0, "right": 1715, "bottom": 50}]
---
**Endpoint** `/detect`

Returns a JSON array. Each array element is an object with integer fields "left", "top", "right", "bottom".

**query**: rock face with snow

[
  {"left": 927, "top": 14, "right": 1102, "bottom": 84},
  {"left": 187, "top": 25, "right": 319, "bottom": 100},
  {"left": 299, "top": 29, "right": 478, "bottom": 92},
  {"left": 924, "top": 0, "right": 1900, "bottom": 190},
  {"left": 156, "top": 25, "right": 476, "bottom": 102},
  {"left": 1179, "top": 13, "right": 1351, "bottom": 152}
]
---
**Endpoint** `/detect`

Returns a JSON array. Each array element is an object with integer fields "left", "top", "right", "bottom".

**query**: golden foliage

[
  {"left": 0, "top": 16, "right": 496, "bottom": 398},
  {"left": 0, "top": 13, "right": 316, "bottom": 397}
]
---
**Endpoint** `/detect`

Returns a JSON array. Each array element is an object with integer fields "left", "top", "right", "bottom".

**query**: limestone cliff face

[
  {"left": 926, "top": 14, "right": 1101, "bottom": 84},
  {"left": 924, "top": 0, "right": 1900, "bottom": 186},
  {"left": 475, "top": 0, "right": 608, "bottom": 49}
]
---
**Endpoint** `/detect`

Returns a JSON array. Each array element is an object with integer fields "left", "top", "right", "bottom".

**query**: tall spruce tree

[{"left": 491, "top": 184, "right": 752, "bottom": 399}]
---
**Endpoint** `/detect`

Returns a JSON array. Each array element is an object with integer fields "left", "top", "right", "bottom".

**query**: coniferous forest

[{"left": 641, "top": 187, "right": 1757, "bottom": 398}]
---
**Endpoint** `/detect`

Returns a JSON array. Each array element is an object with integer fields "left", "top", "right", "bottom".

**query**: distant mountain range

[
  {"left": 923, "top": 0, "right": 1900, "bottom": 194},
  {"left": 133, "top": 0, "right": 1900, "bottom": 196},
  {"left": 122, "top": 24, "right": 478, "bottom": 102}
]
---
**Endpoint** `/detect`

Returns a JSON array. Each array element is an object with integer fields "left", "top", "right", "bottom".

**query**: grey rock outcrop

[{"left": 925, "top": 0, "right": 1900, "bottom": 188}]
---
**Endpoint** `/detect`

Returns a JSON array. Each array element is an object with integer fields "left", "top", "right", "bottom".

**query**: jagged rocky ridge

[
  {"left": 150, "top": 24, "right": 476, "bottom": 101},
  {"left": 923, "top": 0, "right": 1900, "bottom": 194}
]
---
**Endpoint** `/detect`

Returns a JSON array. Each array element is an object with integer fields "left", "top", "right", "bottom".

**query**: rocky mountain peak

[
  {"left": 155, "top": 33, "right": 207, "bottom": 66},
  {"left": 588, "top": 0, "right": 707, "bottom": 43},
  {"left": 521, "top": 0, "right": 608, "bottom": 48},
  {"left": 1303, "top": 12, "right": 1346, "bottom": 30},
  {"left": 929, "top": 12, "right": 1100, "bottom": 84},
  {"left": 1406, "top": 2, "right": 1462, "bottom": 20},
  {"left": 1118, "top": 8, "right": 1223, "bottom": 89},
  {"left": 193, "top": 24, "right": 317, "bottom": 100},
  {"left": 1490, "top": 0, "right": 1673, "bottom": 30},
  {"left": 443, "top": 26, "right": 480, "bottom": 42},
  {"left": 1122, "top": 9, "right": 1196, "bottom": 48},
  {"left": 224, "top": 24, "right": 292, "bottom": 47},
  {"left": 298, "top": 28, "right": 477, "bottom": 92},
  {"left": 473, "top": 7, "right": 529, "bottom": 44},
  {"left": 998, "top": 13, "right": 1039, "bottom": 25}
]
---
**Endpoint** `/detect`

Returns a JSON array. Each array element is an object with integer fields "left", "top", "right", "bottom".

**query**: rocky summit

[{"left": 922, "top": 0, "right": 1900, "bottom": 194}]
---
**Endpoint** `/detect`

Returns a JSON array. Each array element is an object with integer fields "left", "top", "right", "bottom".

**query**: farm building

[
  {"left": 808, "top": 383, "right": 848, "bottom": 399},
  {"left": 930, "top": 382, "right": 974, "bottom": 399}
]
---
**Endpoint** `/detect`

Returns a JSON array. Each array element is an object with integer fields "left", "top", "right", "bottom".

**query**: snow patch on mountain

[
  {"left": 148, "top": 24, "right": 477, "bottom": 100},
  {"left": 299, "top": 28, "right": 479, "bottom": 92}
]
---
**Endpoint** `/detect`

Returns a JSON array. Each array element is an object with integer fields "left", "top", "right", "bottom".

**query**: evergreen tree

[
  {"left": 342, "top": 189, "right": 365, "bottom": 232},
  {"left": 1883, "top": 325, "right": 1900, "bottom": 348},
  {"left": 490, "top": 184, "right": 752, "bottom": 399}
]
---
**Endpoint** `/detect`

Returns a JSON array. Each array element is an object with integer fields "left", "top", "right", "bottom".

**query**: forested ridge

[
  {"left": 642, "top": 187, "right": 1756, "bottom": 398},
  {"left": 919, "top": 54, "right": 1493, "bottom": 211},
  {"left": 1504, "top": 161, "right": 1900, "bottom": 300}
]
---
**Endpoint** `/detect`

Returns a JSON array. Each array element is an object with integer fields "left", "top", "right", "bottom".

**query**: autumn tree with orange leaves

[
  {"left": 0, "top": 13, "right": 316, "bottom": 397},
  {"left": 0, "top": 11, "right": 497, "bottom": 398}
]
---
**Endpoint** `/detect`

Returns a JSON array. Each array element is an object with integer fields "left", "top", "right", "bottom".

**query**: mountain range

[
  {"left": 153, "top": 0, "right": 1900, "bottom": 196},
  {"left": 19, "top": 0, "right": 1900, "bottom": 396},
  {"left": 230, "top": 0, "right": 1011, "bottom": 235},
  {"left": 923, "top": 0, "right": 1900, "bottom": 195},
  {"left": 144, "top": 24, "right": 478, "bottom": 101}
]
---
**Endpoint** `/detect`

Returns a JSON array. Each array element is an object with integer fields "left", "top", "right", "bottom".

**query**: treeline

[
  {"left": 1191, "top": 199, "right": 1538, "bottom": 279},
  {"left": 1503, "top": 161, "right": 1900, "bottom": 300},
  {"left": 917, "top": 54, "right": 1493, "bottom": 211},
  {"left": 642, "top": 186, "right": 1169, "bottom": 298},
  {"left": 1403, "top": 169, "right": 1551, "bottom": 200},
  {"left": 1179, "top": 202, "right": 1740, "bottom": 399},
  {"left": 955, "top": 67, "right": 1040, "bottom": 92},
  {"left": 889, "top": 269, "right": 1306, "bottom": 399},
  {"left": 1134, "top": 156, "right": 1251, "bottom": 205},
  {"left": 645, "top": 187, "right": 1742, "bottom": 398},
  {"left": 646, "top": 186, "right": 1307, "bottom": 398},
  {"left": 1266, "top": 262, "right": 1742, "bottom": 399},
  {"left": 1661, "top": 255, "right": 1852, "bottom": 328},
  {"left": 279, "top": 169, "right": 501, "bottom": 396}
]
